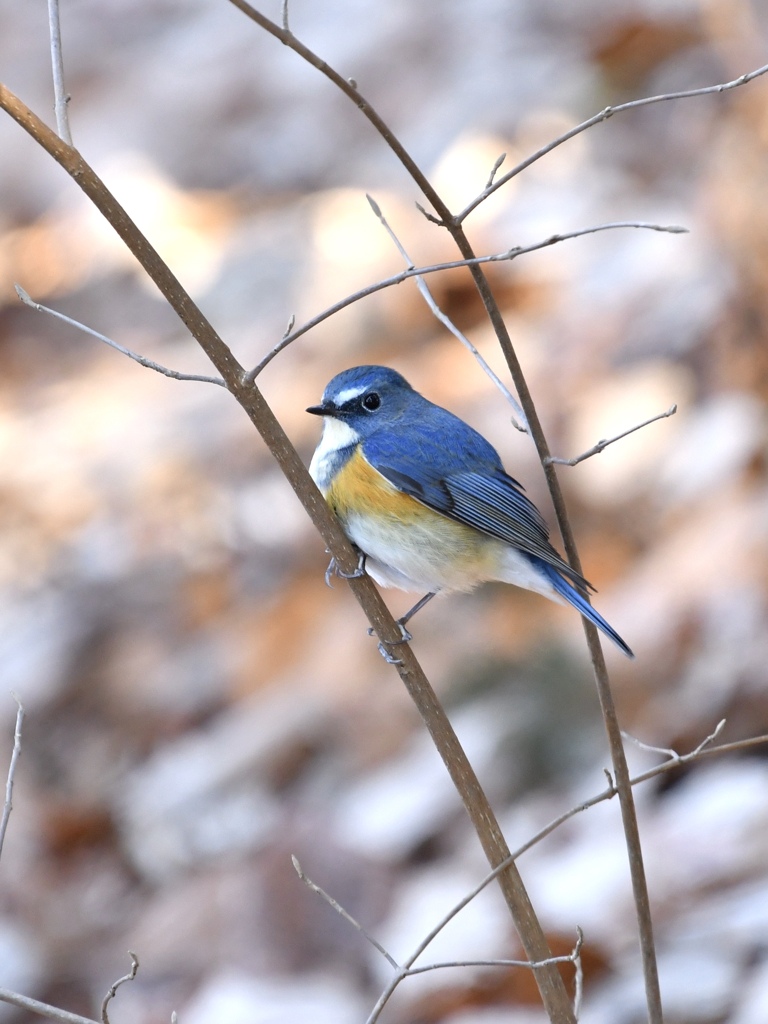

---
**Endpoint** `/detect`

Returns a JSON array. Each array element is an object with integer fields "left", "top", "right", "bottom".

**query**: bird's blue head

[{"left": 307, "top": 365, "right": 421, "bottom": 438}]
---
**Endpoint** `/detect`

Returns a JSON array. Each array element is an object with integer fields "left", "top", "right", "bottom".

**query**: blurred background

[{"left": 1, "top": 0, "right": 768, "bottom": 1021}]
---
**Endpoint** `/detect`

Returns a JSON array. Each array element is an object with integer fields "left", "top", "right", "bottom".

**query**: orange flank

[{"left": 325, "top": 446, "right": 505, "bottom": 591}]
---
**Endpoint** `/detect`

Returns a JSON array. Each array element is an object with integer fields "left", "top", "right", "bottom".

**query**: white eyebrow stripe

[{"left": 334, "top": 385, "right": 367, "bottom": 404}]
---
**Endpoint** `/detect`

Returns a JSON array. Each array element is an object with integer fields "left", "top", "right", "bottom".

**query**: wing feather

[{"left": 361, "top": 413, "right": 591, "bottom": 591}]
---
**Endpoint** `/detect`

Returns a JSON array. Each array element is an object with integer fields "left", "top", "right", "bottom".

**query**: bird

[{"left": 307, "top": 365, "right": 633, "bottom": 658}]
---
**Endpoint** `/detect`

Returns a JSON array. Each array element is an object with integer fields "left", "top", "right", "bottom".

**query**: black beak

[{"left": 306, "top": 402, "right": 332, "bottom": 416}]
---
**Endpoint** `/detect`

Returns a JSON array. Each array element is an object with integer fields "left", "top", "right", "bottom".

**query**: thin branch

[
  {"left": 0, "top": 988, "right": 98, "bottom": 1024},
  {"left": 47, "top": 0, "right": 72, "bottom": 145},
  {"left": 292, "top": 856, "right": 399, "bottom": 968},
  {"left": 415, "top": 201, "right": 444, "bottom": 226},
  {"left": 367, "top": 931, "right": 584, "bottom": 1024},
  {"left": 101, "top": 952, "right": 139, "bottom": 1024},
  {"left": 457, "top": 63, "right": 768, "bottom": 222},
  {"left": 366, "top": 193, "right": 528, "bottom": 431},
  {"left": 15, "top": 286, "right": 227, "bottom": 387},
  {"left": 404, "top": 948, "right": 582, "bottom": 979},
  {"left": 545, "top": 404, "right": 678, "bottom": 467},
  {"left": 430, "top": 726, "right": 768, "bottom": 942},
  {"left": 247, "top": 220, "right": 686, "bottom": 379},
  {"left": 622, "top": 718, "right": 725, "bottom": 763},
  {"left": 365, "top": 727, "right": 768, "bottom": 1024},
  {"left": 572, "top": 928, "right": 584, "bottom": 1020},
  {"left": 0, "top": 695, "right": 24, "bottom": 862}
]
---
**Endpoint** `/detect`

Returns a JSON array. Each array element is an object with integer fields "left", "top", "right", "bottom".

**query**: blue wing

[
  {"left": 532, "top": 558, "right": 634, "bottom": 657},
  {"left": 362, "top": 409, "right": 589, "bottom": 591}
]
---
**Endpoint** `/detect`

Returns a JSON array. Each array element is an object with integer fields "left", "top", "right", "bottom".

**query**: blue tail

[{"left": 532, "top": 558, "right": 634, "bottom": 659}]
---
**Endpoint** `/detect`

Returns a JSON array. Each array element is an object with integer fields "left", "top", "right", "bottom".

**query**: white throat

[{"left": 309, "top": 416, "right": 360, "bottom": 490}]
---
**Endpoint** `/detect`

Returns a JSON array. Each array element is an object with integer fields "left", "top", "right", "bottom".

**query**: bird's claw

[
  {"left": 368, "top": 620, "right": 413, "bottom": 644},
  {"left": 377, "top": 642, "right": 403, "bottom": 665},
  {"left": 324, "top": 552, "right": 367, "bottom": 588},
  {"left": 372, "top": 620, "right": 413, "bottom": 664}
]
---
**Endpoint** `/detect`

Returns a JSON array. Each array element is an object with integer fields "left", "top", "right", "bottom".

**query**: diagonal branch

[
  {"left": 0, "top": 77, "right": 575, "bottom": 1024},
  {"left": 394, "top": 724, "right": 768, "bottom": 982},
  {"left": 0, "top": 988, "right": 98, "bottom": 1024},
  {"left": 366, "top": 193, "right": 528, "bottom": 430},
  {"left": 292, "top": 856, "right": 399, "bottom": 968}
]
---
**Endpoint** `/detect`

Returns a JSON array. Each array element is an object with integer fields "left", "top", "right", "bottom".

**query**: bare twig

[
  {"left": 545, "top": 404, "right": 678, "bottom": 467},
  {"left": 0, "top": 988, "right": 98, "bottom": 1024},
  {"left": 572, "top": 927, "right": 584, "bottom": 1019},
  {"left": 407, "top": 928, "right": 584, "bottom": 979},
  {"left": 366, "top": 193, "right": 528, "bottom": 431},
  {"left": 0, "top": 695, "right": 24, "bottom": 862},
  {"left": 292, "top": 856, "right": 399, "bottom": 968},
  {"left": 101, "top": 952, "right": 139, "bottom": 1024},
  {"left": 622, "top": 718, "right": 726, "bottom": 762},
  {"left": 365, "top": 726, "right": 768, "bottom": 1024},
  {"left": 457, "top": 64, "right": 768, "bottom": 222},
  {"left": 367, "top": 727, "right": 768, "bottom": 1024},
  {"left": 248, "top": 220, "right": 686, "bottom": 379},
  {"left": 366, "top": 930, "right": 584, "bottom": 1024},
  {"left": 15, "top": 286, "right": 227, "bottom": 387},
  {"left": 426, "top": 726, "right": 768, "bottom": 944},
  {"left": 486, "top": 152, "right": 506, "bottom": 188},
  {"left": 47, "top": 0, "right": 72, "bottom": 145}
]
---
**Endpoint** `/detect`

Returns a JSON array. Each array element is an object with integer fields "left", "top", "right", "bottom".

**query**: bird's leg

[
  {"left": 368, "top": 591, "right": 437, "bottom": 659},
  {"left": 398, "top": 591, "right": 436, "bottom": 629},
  {"left": 324, "top": 550, "right": 367, "bottom": 587}
]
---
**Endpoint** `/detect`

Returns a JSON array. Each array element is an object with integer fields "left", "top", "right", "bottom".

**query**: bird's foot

[
  {"left": 324, "top": 552, "right": 367, "bottom": 588},
  {"left": 372, "top": 620, "right": 413, "bottom": 664}
]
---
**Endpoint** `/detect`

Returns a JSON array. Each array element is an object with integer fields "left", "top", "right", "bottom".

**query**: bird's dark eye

[{"left": 362, "top": 392, "right": 381, "bottom": 411}]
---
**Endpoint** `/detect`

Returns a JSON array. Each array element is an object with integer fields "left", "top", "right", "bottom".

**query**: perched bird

[{"left": 307, "top": 365, "right": 633, "bottom": 658}]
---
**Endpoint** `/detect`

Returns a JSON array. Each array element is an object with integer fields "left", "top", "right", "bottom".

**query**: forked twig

[
  {"left": 307, "top": 723, "right": 765, "bottom": 1024},
  {"left": 0, "top": 77, "right": 571, "bottom": 1019},
  {"left": 545, "top": 405, "right": 678, "bottom": 467},
  {"left": 366, "top": 193, "right": 528, "bottom": 431},
  {"left": 457, "top": 64, "right": 768, "bottom": 222},
  {"left": 622, "top": 718, "right": 726, "bottom": 763},
  {"left": 248, "top": 220, "right": 686, "bottom": 379}
]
